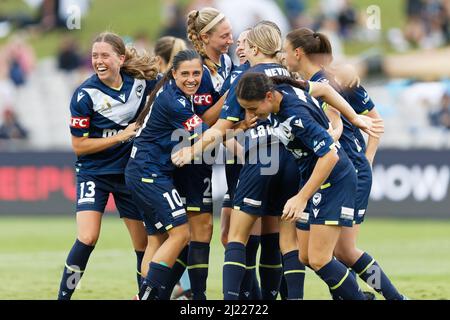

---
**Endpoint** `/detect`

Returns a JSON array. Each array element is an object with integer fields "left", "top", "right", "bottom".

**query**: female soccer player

[
  {"left": 283, "top": 28, "right": 406, "bottom": 300},
  {"left": 218, "top": 28, "right": 262, "bottom": 300},
  {"left": 236, "top": 72, "right": 370, "bottom": 300},
  {"left": 164, "top": 7, "right": 234, "bottom": 300},
  {"left": 154, "top": 36, "right": 187, "bottom": 73},
  {"left": 58, "top": 32, "right": 158, "bottom": 300},
  {"left": 125, "top": 49, "right": 207, "bottom": 300},
  {"left": 172, "top": 22, "right": 380, "bottom": 300}
]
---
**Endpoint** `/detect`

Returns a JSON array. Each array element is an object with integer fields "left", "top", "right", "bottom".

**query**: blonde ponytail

[{"left": 186, "top": 7, "right": 225, "bottom": 75}]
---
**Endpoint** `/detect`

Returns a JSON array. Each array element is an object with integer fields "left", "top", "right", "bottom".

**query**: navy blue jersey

[
  {"left": 342, "top": 84, "right": 375, "bottom": 154},
  {"left": 193, "top": 53, "right": 233, "bottom": 116},
  {"left": 69, "top": 72, "right": 157, "bottom": 175},
  {"left": 126, "top": 80, "right": 208, "bottom": 178},
  {"left": 220, "top": 61, "right": 250, "bottom": 96},
  {"left": 273, "top": 83, "right": 354, "bottom": 184},
  {"left": 220, "top": 63, "right": 290, "bottom": 122},
  {"left": 310, "top": 70, "right": 373, "bottom": 166}
]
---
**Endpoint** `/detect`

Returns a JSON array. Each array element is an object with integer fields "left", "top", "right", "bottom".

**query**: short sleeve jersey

[
  {"left": 273, "top": 83, "right": 354, "bottom": 184},
  {"left": 69, "top": 72, "right": 157, "bottom": 175},
  {"left": 193, "top": 53, "right": 233, "bottom": 116},
  {"left": 126, "top": 80, "right": 209, "bottom": 178},
  {"left": 220, "top": 62, "right": 291, "bottom": 123},
  {"left": 220, "top": 61, "right": 250, "bottom": 96},
  {"left": 310, "top": 70, "right": 374, "bottom": 166}
]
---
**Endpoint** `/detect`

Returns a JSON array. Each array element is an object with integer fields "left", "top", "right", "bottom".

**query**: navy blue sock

[
  {"left": 135, "top": 250, "right": 145, "bottom": 289},
  {"left": 279, "top": 275, "right": 288, "bottom": 300},
  {"left": 282, "top": 250, "right": 306, "bottom": 300},
  {"left": 251, "top": 271, "right": 262, "bottom": 300},
  {"left": 223, "top": 242, "right": 246, "bottom": 300},
  {"left": 58, "top": 239, "right": 95, "bottom": 300},
  {"left": 315, "top": 259, "right": 366, "bottom": 300},
  {"left": 139, "top": 262, "right": 172, "bottom": 300},
  {"left": 259, "top": 233, "right": 282, "bottom": 300},
  {"left": 159, "top": 245, "right": 189, "bottom": 300},
  {"left": 188, "top": 241, "right": 210, "bottom": 300},
  {"left": 329, "top": 259, "right": 359, "bottom": 300},
  {"left": 239, "top": 235, "right": 260, "bottom": 299},
  {"left": 352, "top": 252, "right": 403, "bottom": 300}
]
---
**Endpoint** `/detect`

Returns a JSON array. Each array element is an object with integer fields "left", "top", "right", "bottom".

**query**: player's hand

[
  {"left": 171, "top": 146, "right": 193, "bottom": 167},
  {"left": 354, "top": 115, "right": 384, "bottom": 138},
  {"left": 244, "top": 110, "right": 258, "bottom": 130},
  {"left": 118, "top": 122, "right": 138, "bottom": 143},
  {"left": 282, "top": 194, "right": 307, "bottom": 223}
]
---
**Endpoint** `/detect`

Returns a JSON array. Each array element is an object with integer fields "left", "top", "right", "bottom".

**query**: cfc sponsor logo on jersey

[
  {"left": 193, "top": 94, "right": 212, "bottom": 106},
  {"left": 183, "top": 114, "right": 203, "bottom": 131},
  {"left": 70, "top": 117, "right": 90, "bottom": 129}
]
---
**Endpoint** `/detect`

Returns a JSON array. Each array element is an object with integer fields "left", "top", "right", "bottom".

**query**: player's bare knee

[
  {"left": 220, "top": 232, "right": 228, "bottom": 248},
  {"left": 299, "top": 251, "right": 309, "bottom": 266},
  {"left": 309, "top": 253, "right": 332, "bottom": 271},
  {"left": 78, "top": 234, "right": 98, "bottom": 246},
  {"left": 333, "top": 247, "right": 347, "bottom": 263},
  {"left": 191, "top": 222, "right": 213, "bottom": 243}
]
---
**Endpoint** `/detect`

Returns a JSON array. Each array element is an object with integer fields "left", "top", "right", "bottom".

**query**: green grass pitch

[{"left": 0, "top": 216, "right": 449, "bottom": 300}]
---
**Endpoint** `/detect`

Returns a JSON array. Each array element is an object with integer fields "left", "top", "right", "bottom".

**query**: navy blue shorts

[
  {"left": 354, "top": 159, "right": 373, "bottom": 224},
  {"left": 125, "top": 174, "right": 188, "bottom": 235},
  {"left": 233, "top": 147, "right": 300, "bottom": 216},
  {"left": 222, "top": 161, "right": 243, "bottom": 208},
  {"left": 76, "top": 173, "right": 141, "bottom": 221},
  {"left": 296, "top": 170, "right": 357, "bottom": 231},
  {"left": 174, "top": 163, "right": 213, "bottom": 213}
]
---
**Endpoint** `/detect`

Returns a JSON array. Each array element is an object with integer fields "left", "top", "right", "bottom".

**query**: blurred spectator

[
  {"left": 402, "top": 0, "right": 449, "bottom": 50},
  {"left": 132, "top": 31, "right": 153, "bottom": 55},
  {"left": 57, "top": 36, "right": 82, "bottom": 72},
  {"left": 282, "top": 0, "right": 312, "bottom": 29},
  {"left": 4, "top": 35, "right": 36, "bottom": 86},
  {"left": 0, "top": 109, "right": 28, "bottom": 140},
  {"left": 429, "top": 91, "right": 450, "bottom": 129},
  {"left": 159, "top": 0, "right": 190, "bottom": 39},
  {"left": 39, "top": 0, "right": 90, "bottom": 31},
  {"left": 337, "top": 0, "right": 357, "bottom": 39},
  {"left": 0, "top": 49, "right": 16, "bottom": 113}
]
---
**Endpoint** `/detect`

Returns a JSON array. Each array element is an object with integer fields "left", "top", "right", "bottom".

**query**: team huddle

[{"left": 59, "top": 7, "right": 407, "bottom": 300}]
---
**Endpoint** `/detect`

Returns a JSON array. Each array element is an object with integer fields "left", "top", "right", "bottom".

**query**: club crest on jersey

[
  {"left": 193, "top": 94, "right": 212, "bottom": 106},
  {"left": 70, "top": 117, "right": 90, "bottom": 129},
  {"left": 136, "top": 84, "right": 144, "bottom": 98},
  {"left": 183, "top": 114, "right": 203, "bottom": 131},
  {"left": 313, "top": 193, "right": 322, "bottom": 206}
]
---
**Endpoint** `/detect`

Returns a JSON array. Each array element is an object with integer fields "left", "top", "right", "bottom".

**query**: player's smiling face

[
  {"left": 205, "top": 19, "right": 233, "bottom": 54},
  {"left": 283, "top": 40, "right": 301, "bottom": 73},
  {"left": 172, "top": 59, "right": 203, "bottom": 96},
  {"left": 235, "top": 30, "right": 249, "bottom": 64},
  {"left": 92, "top": 41, "right": 125, "bottom": 87}
]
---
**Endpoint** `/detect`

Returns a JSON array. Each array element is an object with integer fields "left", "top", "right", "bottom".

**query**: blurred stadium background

[{"left": 0, "top": 0, "right": 449, "bottom": 300}]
